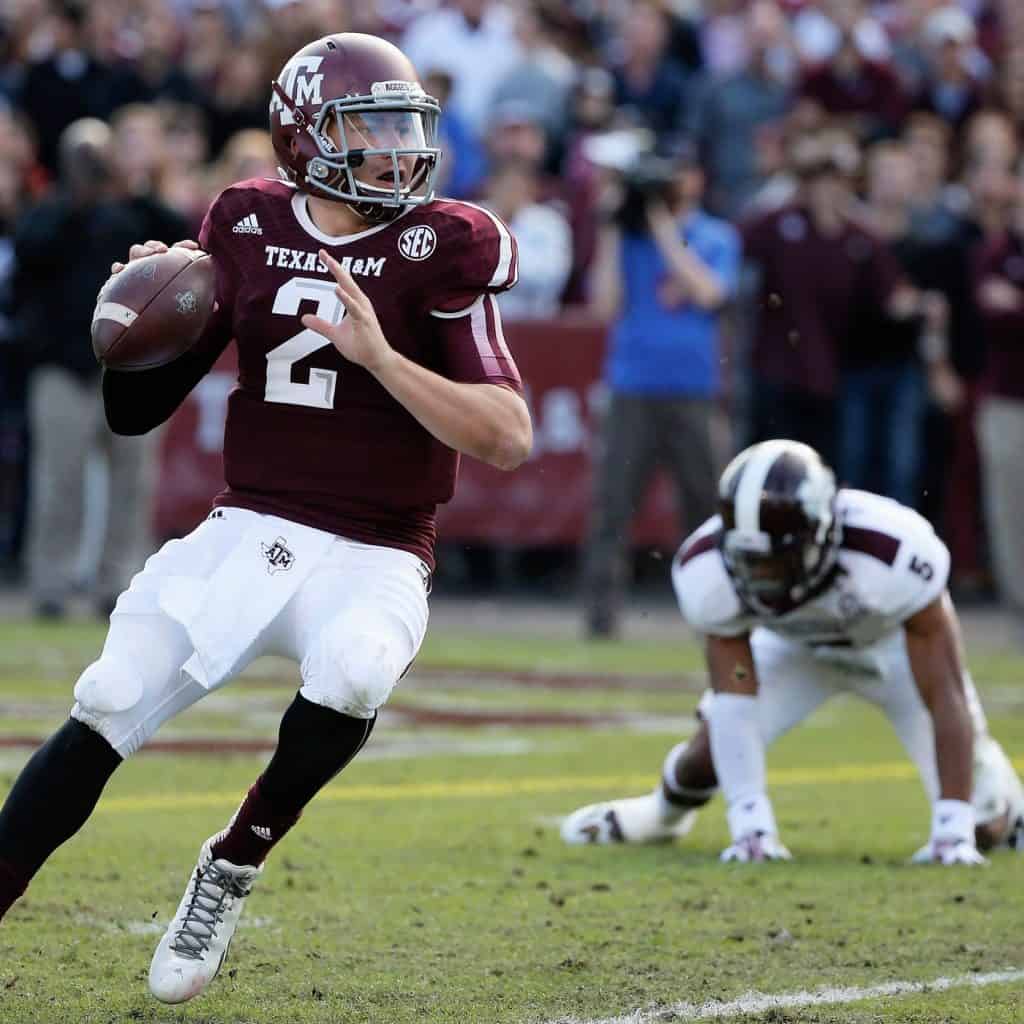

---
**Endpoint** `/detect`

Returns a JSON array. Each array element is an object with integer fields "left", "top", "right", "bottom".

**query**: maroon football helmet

[
  {"left": 269, "top": 33, "right": 442, "bottom": 223},
  {"left": 717, "top": 440, "right": 839, "bottom": 615}
]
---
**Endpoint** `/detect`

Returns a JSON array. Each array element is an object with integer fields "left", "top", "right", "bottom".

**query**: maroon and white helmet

[
  {"left": 717, "top": 440, "right": 839, "bottom": 615},
  {"left": 269, "top": 33, "right": 442, "bottom": 222}
]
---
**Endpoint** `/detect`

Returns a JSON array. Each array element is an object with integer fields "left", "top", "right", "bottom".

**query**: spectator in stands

[
  {"left": 12, "top": 0, "right": 142, "bottom": 171},
  {"left": 608, "top": 0, "right": 695, "bottom": 137},
  {"left": 901, "top": 114, "right": 986, "bottom": 544},
  {"left": 912, "top": 6, "right": 990, "bottom": 132},
  {"left": 904, "top": 112, "right": 960, "bottom": 234},
  {"left": 490, "top": 2, "right": 575, "bottom": 150},
  {"left": 0, "top": 131, "right": 32, "bottom": 580},
  {"left": 132, "top": 0, "right": 200, "bottom": 107},
  {"left": 582, "top": 143, "right": 740, "bottom": 639},
  {"left": 482, "top": 99, "right": 602, "bottom": 282},
  {"left": 197, "top": 37, "right": 271, "bottom": 157},
  {"left": 158, "top": 102, "right": 211, "bottom": 232},
  {"left": 841, "top": 141, "right": 951, "bottom": 507},
  {"left": 688, "top": 0, "right": 794, "bottom": 218},
  {"left": 182, "top": 0, "right": 236, "bottom": 93},
  {"left": 206, "top": 128, "right": 278, "bottom": 199},
  {"left": 480, "top": 158, "right": 572, "bottom": 320},
  {"left": 400, "top": 0, "right": 521, "bottom": 140},
  {"left": 560, "top": 68, "right": 617, "bottom": 302},
  {"left": 739, "top": 130, "right": 909, "bottom": 465},
  {"left": 1002, "top": 45, "right": 1024, "bottom": 135},
  {"left": 423, "top": 69, "right": 486, "bottom": 199},
  {"left": 108, "top": 104, "right": 189, "bottom": 240},
  {"left": 13, "top": 118, "right": 152, "bottom": 619},
  {"left": 973, "top": 171, "right": 1024, "bottom": 628},
  {"left": 792, "top": 0, "right": 891, "bottom": 67},
  {"left": 798, "top": 11, "right": 909, "bottom": 139}
]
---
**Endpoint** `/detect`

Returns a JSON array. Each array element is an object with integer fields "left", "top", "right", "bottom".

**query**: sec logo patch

[{"left": 398, "top": 224, "right": 437, "bottom": 261}]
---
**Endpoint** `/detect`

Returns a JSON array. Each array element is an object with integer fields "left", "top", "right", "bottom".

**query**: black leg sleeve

[
  {"left": 0, "top": 719, "right": 122, "bottom": 874},
  {"left": 259, "top": 694, "right": 376, "bottom": 815}
]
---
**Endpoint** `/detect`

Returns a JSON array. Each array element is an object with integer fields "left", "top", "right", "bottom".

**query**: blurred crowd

[{"left": 2, "top": 0, "right": 1024, "bottom": 625}]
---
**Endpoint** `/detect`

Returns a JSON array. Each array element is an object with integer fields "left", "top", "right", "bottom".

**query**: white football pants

[{"left": 71, "top": 508, "right": 430, "bottom": 758}]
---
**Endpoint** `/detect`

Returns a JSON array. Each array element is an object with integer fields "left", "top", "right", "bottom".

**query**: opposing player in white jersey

[{"left": 562, "top": 441, "right": 1023, "bottom": 865}]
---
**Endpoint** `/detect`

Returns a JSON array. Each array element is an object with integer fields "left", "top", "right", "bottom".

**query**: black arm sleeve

[{"left": 102, "top": 323, "right": 232, "bottom": 435}]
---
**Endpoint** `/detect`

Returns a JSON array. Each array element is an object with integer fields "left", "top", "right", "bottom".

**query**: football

[{"left": 91, "top": 247, "right": 217, "bottom": 371}]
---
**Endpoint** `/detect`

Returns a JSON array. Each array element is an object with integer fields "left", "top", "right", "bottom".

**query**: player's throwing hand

[{"left": 302, "top": 248, "right": 395, "bottom": 376}]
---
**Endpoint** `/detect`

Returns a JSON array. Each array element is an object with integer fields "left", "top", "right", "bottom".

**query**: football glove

[
  {"left": 910, "top": 799, "right": 987, "bottom": 866},
  {"left": 720, "top": 831, "right": 792, "bottom": 863},
  {"left": 910, "top": 837, "right": 987, "bottom": 866}
]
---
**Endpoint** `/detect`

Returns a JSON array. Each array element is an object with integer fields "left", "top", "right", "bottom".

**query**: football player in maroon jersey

[{"left": 0, "top": 34, "right": 531, "bottom": 1003}]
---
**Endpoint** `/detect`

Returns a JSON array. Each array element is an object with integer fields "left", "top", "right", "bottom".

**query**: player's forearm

[
  {"left": 905, "top": 601, "right": 973, "bottom": 801},
  {"left": 103, "top": 352, "right": 209, "bottom": 435},
  {"left": 926, "top": 685, "right": 973, "bottom": 801},
  {"left": 371, "top": 352, "right": 532, "bottom": 471}
]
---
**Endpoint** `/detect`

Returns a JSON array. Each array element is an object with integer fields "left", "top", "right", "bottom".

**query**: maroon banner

[{"left": 154, "top": 318, "right": 681, "bottom": 547}]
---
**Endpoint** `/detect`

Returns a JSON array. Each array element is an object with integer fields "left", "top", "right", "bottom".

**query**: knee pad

[
  {"left": 73, "top": 656, "right": 144, "bottom": 715},
  {"left": 304, "top": 625, "right": 403, "bottom": 719}
]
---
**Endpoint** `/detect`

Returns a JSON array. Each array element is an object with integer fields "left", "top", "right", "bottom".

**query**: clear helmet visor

[
  {"left": 308, "top": 99, "right": 441, "bottom": 209},
  {"left": 340, "top": 109, "right": 431, "bottom": 151}
]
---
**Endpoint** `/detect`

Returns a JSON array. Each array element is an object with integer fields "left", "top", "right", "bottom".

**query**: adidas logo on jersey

[
  {"left": 233, "top": 214, "right": 263, "bottom": 235},
  {"left": 250, "top": 824, "right": 273, "bottom": 841}
]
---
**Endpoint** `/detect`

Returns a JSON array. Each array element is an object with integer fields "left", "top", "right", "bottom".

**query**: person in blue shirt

[{"left": 583, "top": 144, "right": 741, "bottom": 638}]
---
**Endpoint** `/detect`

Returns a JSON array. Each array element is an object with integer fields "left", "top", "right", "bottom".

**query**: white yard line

[{"left": 547, "top": 969, "right": 1024, "bottom": 1024}]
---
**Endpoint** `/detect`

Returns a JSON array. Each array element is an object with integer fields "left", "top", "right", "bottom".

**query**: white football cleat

[
  {"left": 720, "top": 831, "right": 792, "bottom": 863},
  {"left": 560, "top": 792, "right": 696, "bottom": 845},
  {"left": 149, "top": 838, "right": 263, "bottom": 1004}
]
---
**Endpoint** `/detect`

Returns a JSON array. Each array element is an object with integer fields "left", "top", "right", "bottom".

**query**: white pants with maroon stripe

[
  {"left": 699, "top": 628, "right": 1011, "bottom": 823},
  {"left": 71, "top": 508, "right": 430, "bottom": 758}
]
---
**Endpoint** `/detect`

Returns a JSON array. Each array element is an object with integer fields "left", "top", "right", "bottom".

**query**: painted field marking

[
  {"left": 93, "top": 757, "right": 1024, "bottom": 816},
  {"left": 547, "top": 968, "right": 1024, "bottom": 1023}
]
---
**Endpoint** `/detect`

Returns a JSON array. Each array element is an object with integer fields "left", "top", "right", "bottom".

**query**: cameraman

[{"left": 583, "top": 143, "right": 740, "bottom": 639}]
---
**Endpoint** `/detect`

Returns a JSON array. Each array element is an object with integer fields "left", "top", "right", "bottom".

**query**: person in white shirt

[
  {"left": 562, "top": 440, "right": 1023, "bottom": 865},
  {"left": 400, "top": 0, "right": 521, "bottom": 139},
  {"left": 481, "top": 158, "right": 572, "bottom": 320}
]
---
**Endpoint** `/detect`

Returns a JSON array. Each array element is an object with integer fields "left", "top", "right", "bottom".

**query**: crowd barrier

[{"left": 153, "top": 316, "right": 682, "bottom": 548}]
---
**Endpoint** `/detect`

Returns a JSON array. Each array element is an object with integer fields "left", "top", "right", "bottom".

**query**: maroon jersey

[
  {"left": 197, "top": 178, "right": 521, "bottom": 567},
  {"left": 974, "top": 231, "right": 1024, "bottom": 402},
  {"left": 741, "top": 204, "right": 902, "bottom": 398}
]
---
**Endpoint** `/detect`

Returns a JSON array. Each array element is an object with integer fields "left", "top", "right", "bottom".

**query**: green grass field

[{"left": 0, "top": 614, "right": 1022, "bottom": 1024}]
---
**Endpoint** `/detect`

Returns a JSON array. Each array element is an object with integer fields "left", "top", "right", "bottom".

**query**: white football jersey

[{"left": 671, "top": 489, "right": 950, "bottom": 650}]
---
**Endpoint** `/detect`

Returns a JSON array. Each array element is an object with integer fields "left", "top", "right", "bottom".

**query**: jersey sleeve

[
  {"left": 431, "top": 293, "right": 522, "bottom": 390},
  {"left": 198, "top": 192, "right": 241, "bottom": 318},
  {"left": 429, "top": 201, "right": 519, "bottom": 312},
  {"left": 840, "top": 493, "right": 951, "bottom": 624},
  {"left": 882, "top": 509, "right": 951, "bottom": 621},
  {"left": 671, "top": 516, "right": 751, "bottom": 637}
]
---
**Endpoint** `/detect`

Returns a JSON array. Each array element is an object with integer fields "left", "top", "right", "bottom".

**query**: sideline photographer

[{"left": 582, "top": 136, "right": 740, "bottom": 639}]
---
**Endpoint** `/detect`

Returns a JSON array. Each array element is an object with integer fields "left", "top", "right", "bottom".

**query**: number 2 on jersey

[{"left": 265, "top": 277, "right": 345, "bottom": 409}]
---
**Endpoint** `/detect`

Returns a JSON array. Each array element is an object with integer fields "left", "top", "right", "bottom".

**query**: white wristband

[{"left": 931, "top": 799, "right": 975, "bottom": 844}]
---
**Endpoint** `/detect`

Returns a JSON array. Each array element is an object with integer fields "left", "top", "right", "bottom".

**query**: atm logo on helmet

[{"left": 270, "top": 56, "right": 325, "bottom": 126}]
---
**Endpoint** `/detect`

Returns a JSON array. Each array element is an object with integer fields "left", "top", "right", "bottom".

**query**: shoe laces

[{"left": 169, "top": 861, "right": 256, "bottom": 960}]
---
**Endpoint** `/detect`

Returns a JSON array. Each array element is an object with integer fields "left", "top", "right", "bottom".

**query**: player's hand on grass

[
  {"left": 303, "top": 248, "right": 395, "bottom": 376},
  {"left": 111, "top": 238, "right": 201, "bottom": 274},
  {"left": 720, "top": 832, "right": 793, "bottom": 863},
  {"left": 910, "top": 838, "right": 987, "bottom": 866}
]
